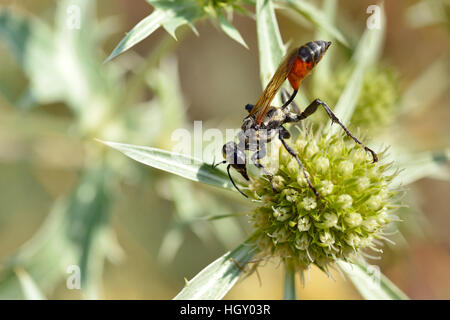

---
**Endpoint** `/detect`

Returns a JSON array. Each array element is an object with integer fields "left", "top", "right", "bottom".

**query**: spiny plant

[
  {"left": 101, "top": 0, "right": 450, "bottom": 300},
  {"left": 98, "top": 0, "right": 444, "bottom": 300},
  {"left": 0, "top": 0, "right": 448, "bottom": 300},
  {"left": 248, "top": 127, "right": 400, "bottom": 279}
]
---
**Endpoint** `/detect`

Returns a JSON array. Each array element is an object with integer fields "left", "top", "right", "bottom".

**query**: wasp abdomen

[
  {"left": 298, "top": 40, "right": 331, "bottom": 65},
  {"left": 288, "top": 40, "right": 331, "bottom": 90}
]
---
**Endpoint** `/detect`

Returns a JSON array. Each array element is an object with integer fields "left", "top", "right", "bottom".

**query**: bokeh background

[{"left": 0, "top": 0, "right": 449, "bottom": 299}]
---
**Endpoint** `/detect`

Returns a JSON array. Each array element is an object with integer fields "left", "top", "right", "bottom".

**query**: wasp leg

[
  {"left": 278, "top": 127, "right": 320, "bottom": 198},
  {"left": 288, "top": 99, "right": 378, "bottom": 163},
  {"left": 281, "top": 88, "right": 301, "bottom": 114},
  {"left": 250, "top": 147, "right": 277, "bottom": 193},
  {"left": 227, "top": 164, "right": 248, "bottom": 198},
  {"left": 281, "top": 89, "right": 298, "bottom": 110},
  {"left": 281, "top": 88, "right": 303, "bottom": 130}
]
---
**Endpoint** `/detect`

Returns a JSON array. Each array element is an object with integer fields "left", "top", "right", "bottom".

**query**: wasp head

[{"left": 222, "top": 141, "right": 249, "bottom": 180}]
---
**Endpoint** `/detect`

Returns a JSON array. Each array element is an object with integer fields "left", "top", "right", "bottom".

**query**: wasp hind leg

[
  {"left": 251, "top": 147, "right": 278, "bottom": 193},
  {"left": 297, "top": 99, "right": 378, "bottom": 163},
  {"left": 278, "top": 126, "right": 320, "bottom": 198},
  {"left": 280, "top": 89, "right": 298, "bottom": 110},
  {"left": 281, "top": 88, "right": 301, "bottom": 114}
]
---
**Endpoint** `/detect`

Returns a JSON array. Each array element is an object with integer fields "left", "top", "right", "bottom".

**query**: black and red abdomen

[
  {"left": 288, "top": 40, "right": 331, "bottom": 90},
  {"left": 298, "top": 41, "right": 331, "bottom": 64}
]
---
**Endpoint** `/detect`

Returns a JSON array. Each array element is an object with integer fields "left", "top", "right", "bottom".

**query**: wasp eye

[{"left": 222, "top": 141, "right": 236, "bottom": 158}]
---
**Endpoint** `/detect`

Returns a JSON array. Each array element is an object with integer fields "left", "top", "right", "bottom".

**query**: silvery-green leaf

[
  {"left": 0, "top": 10, "right": 64, "bottom": 105},
  {"left": 0, "top": 166, "right": 113, "bottom": 299},
  {"left": 390, "top": 149, "right": 450, "bottom": 187},
  {"left": 106, "top": 0, "right": 206, "bottom": 61},
  {"left": 217, "top": 12, "right": 248, "bottom": 49},
  {"left": 200, "top": 193, "right": 246, "bottom": 250},
  {"left": 312, "top": 0, "right": 336, "bottom": 88},
  {"left": 100, "top": 140, "right": 236, "bottom": 190},
  {"left": 150, "top": 0, "right": 203, "bottom": 36},
  {"left": 145, "top": 57, "right": 186, "bottom": 139},
  {"left": 157, "top": 227, "right": 185, "bottom": 265},
  {"left": 328, "top": 3, "right": 385, "bottom": 133},
  {"left": 400, "top": 56, "right": 449, "bottom": 116},
  {"left": 256, "top": 0, "right": 285, "bottom": 87},
  {"left": 105, "top": 9, "right": 168, "bottom": 62},
  {"left": 158, "top": 178, "right": 245, "bottom": 264},
  {"left": 173, "top": 242, "right": 256, "bottom": 300},
  {"left": 405, "top": 0, "right": 447, "bottom": 29},
  {"left": 338, "top": 260, "right": 409, "bottom": 300},
  {"left": 15, "top": 267, "right": 46, "bottom": 300},
  {"left": 0, "top": 3, "right": 116, "bottom": 115},
  {"left": 279, "top": 0, "right": 348, "bottom": 47}
]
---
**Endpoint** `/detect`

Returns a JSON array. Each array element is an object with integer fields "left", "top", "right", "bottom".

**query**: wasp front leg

[
  {"left": 250, "top": 145, "right": 278, "bottom": 193},
  {"left": 278, "top": 126, "right": 320, "bottom": 198}
]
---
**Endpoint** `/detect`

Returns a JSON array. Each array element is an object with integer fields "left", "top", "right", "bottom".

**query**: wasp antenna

[{"left": 212, "top": 158, "right": 227, "bottom": 169}]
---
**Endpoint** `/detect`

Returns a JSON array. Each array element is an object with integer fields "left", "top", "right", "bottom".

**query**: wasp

[{"left": 213, "top": 41, "right": 378, "bottom": 198}]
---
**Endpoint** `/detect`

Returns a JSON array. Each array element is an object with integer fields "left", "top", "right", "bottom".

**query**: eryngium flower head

[{"left": 248, "top": 127, "right": 399, "bottom": 274}]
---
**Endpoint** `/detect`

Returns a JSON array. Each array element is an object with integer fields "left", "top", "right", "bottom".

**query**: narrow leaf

[
  {"left": 157, "top": 228, "right": 185, "bottom": 265},
  {"left": 105, "top": 9, "right": 167, "bottom": 62},
  {"left": 0, "top": 10, "right": 65, "bottom": 105},
  {"left": 400, "top": 56, "right": 449, "bottom": 115},
  {"left": 280, "top": 0, "right": 348, "bottom": 47},
  {"left": 0, "top": 166, "right": 113, "bottom": 299},
  {"left": 337, "top": 260, "right": 409, "bottom": 300},
  {"left": 256, "top": 0, "right": 285, "bottom": 87},
  {"left": 161, "top": 17, "right": 188, "bottom": 40},
  {"left": 100, "top": 140, "right": 236, "bottom": 190},
  {"left": 15, "top": 267, "right": 46, "bottom": 300},
  {"left": 328, "top": 3, "right": 385, "bottom": 133},
  {"left": 217, "top": 13, "right": 248, "bottom": 49},
  {"left": 312, "top": 0, "right": 336, "bottom": 88},
  {"left": 173, "top": 242, "right": 256, "bottom": 300},
  {"left": 390, "top": 149, "right": 450, "bottom": 187}
]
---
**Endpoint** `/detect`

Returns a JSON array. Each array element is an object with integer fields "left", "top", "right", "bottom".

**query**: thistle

[{"left": 248, "top": 127, "right": 400, "bottom": 276}]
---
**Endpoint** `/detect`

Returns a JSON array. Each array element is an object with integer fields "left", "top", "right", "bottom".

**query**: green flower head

[{"left": 248, "top": 127, "right": 399, "bottom": 274}]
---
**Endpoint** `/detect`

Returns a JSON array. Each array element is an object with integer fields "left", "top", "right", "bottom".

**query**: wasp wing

[{"left": 249, "top": 47, "right": 297, "bottom": 125}]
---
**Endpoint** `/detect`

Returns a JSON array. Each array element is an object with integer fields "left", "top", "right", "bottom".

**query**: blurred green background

[{"left": 0, "top": 0, "right": 449, "bottom": 299}]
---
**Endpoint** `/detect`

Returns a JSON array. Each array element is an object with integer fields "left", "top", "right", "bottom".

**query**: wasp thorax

[
  {"left": 248, "top": 127, "right": 399, "bottom": 273},
  {"left": 241, "top": 116, "right": 254, "bottom": 131}
]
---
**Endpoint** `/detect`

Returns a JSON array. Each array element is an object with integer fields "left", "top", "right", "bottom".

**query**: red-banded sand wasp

[{"left": 213, "top": 41, "right": 378, "bottom": 198}]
